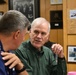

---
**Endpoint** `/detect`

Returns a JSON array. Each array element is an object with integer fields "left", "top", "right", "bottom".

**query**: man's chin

[{"left": 33, "top": 44, "right": 42, "bottom": 49}]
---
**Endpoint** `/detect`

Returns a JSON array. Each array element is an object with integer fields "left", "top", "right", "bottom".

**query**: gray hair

[
  {"left": 31, "top": 17, "right": 50, "bottom": 32},
  {"left": 0, "top": 10, "right": 30, "bottom": 35}
]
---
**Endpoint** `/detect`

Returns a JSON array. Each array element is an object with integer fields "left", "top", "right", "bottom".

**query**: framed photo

[
  {"left": 50, "top": 10, "right": 63, "bottom": 29},
  {"left": 8, "top": 0, "right": 40, "bottom": 23},
  {"left": 67, "top": 45, "right": 76, "bottom": 63},
  {"left": 50, "top": 0, "right": 62, "bottom": 4}
]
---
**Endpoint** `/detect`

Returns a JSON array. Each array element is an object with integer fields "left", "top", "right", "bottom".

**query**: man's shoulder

[
  {"left": 44, "top": 41, "right": 55, "bottom": 48},
  {"left": 22, "top": 40, "right": 29, "bottom": 46},
  {"left": 43, "top": 46, "right": 53, "bottom": 53},
  {"left": 43, "top": 46, "right": 54, "bottom": 59},
  {"left": 18, "top": 40, "right": 29, "bottom": 50}
]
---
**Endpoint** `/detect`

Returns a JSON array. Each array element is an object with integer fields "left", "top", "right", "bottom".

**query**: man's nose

[{"left": 37, "top": 33, "right": 42, "bottom": 38}]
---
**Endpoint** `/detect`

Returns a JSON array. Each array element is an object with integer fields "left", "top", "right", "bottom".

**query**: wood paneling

[
  {"left": 58, "top": 29, "right": 63, "bottom": 46},
  {"left": 63, "top": 0, "right": 68, "bottom": 58},
  {"left": 67, "top": 0, "right": 76, "bottom": 9},
  {"left": 40, "top": 0, "right": 46, "bottom": 18},
  {"left": 24, "top": 33, "right": 29, "bottom": 41},
  {"left": 44, "top": 0, "right": 63, "bottom": 46},
  {"left": 68, "top": 35, "right": 76, "bottom": 45},
  {"left": 49, "top": 30, "right": 58, "bottom": 43},
  {"left": 67, "top": 64, "right": 76, "bottom": 71},
  {"left": 0, "top": 0, "right": 8, "bottom": 12},
  {"left": 63, "top": 0, "right": 76, "bottom": 72}
]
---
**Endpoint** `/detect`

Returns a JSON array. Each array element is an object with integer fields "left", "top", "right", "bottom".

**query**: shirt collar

[{"left": 28, "top": 40, "right": 44, "bottom": 56}]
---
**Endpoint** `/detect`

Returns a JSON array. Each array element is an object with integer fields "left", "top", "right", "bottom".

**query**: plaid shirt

[{"left": 0, "top": 41, "right": 16, "bottom": 75}]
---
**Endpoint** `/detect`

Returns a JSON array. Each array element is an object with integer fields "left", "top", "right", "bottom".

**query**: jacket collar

[{"left": 28, "top": 40, "right": 44, "bottom": 56}]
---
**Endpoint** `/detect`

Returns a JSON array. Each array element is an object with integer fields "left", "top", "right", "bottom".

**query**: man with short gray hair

[
  {"left": 15, "top": 17, "right": 67, "bottom": 75},
  {"left": 0, "top": 10, "right": 30, "bottom": 75}
]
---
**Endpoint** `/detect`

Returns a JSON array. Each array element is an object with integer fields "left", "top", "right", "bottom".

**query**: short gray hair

[
  {"left": 0, "top": 10, "right": 30, "bottom": 35},
  {"left": 31, "top": 17, "right": 50, "bottom": 32}
]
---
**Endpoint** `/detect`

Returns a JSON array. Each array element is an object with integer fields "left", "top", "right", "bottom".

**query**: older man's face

[{"left": 29, "top": 22, "right": 49, "bottom": 49}]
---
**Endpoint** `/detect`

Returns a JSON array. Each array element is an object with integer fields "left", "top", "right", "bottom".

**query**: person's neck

[
  {"left": 35, "top": 47, "right": 41, "bottom": 51},
  {"left": 0, "top": 36, "right": 12, "bottom": 51}
]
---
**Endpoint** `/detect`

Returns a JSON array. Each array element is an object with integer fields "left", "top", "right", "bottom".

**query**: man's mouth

[{"left": 35, "top": 39, "right": 41, "bottom": 43}]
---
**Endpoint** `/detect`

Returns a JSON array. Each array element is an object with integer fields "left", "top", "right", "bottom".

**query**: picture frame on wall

[
  {"left": 67, "top": 45, "right": 76, "bottom": 63},
  {"left": 50, "top": 10, "right": 63, "bottom": 29},
  {"left": 8, "top": 0, "right": 40, "bottom": 23},
  {"left": 50, "top": 0, "right": 62, "bottom": 4}
]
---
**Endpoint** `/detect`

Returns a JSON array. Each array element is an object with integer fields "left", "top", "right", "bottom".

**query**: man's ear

[{"left": 13, "top": 30, "right": 20, "bottom": 39}]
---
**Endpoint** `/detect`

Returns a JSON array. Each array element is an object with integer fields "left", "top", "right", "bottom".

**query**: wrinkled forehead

[
  {"left": 31, "top": 23, "right": 49, "bottom": 34},
  {"left": 32, "top": 21, "right": 49, "bottom": 29}
]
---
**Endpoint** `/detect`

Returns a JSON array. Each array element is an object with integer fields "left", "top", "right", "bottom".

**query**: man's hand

[
  {"left": 51, "top": 44, "right": 64, "bottom": 58},
  {"left": 1, "top": 52, "right": 23, "bottom": 70},
  {"left": 1, "top": 52, "right": 29, "bottom": 75}
]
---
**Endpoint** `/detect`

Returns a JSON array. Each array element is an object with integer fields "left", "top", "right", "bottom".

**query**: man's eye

[
  {"left": 34, "top": 31, "right": 39, "bottom": 34},
  {"left": 41, "top": 32, "right": 46, "bottom": 36}
]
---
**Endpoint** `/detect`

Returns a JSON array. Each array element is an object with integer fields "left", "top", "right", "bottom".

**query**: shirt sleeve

[
  {"left": 47, "top": 50, "right": 67, "bottom": 75},
  {"left": 14, "top": 48, "right": 33, "bottom": 75},
  {"left": 57, "top": 57, "right": 67, "bottom": 75},
  {"left": 0, "top": 56, "right": 7, "bottom": 75}
]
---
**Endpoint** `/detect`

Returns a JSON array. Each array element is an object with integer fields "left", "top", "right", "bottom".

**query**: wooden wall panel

[
  {"left": 49, "top": 30, "right": 58, "bottom": 43},
  {"left": 68, "top": 35, "right": 76, "bottom": 45},
  {"left": 0, "top": 0, "right": 8, "bottom": 12},
  {"left": 63, "top": 0, "right": 76, "bottom": 72},
  {"left": 63, "top": 0, "right": 68, "bottom": 58},
  {"left": 24, "top": 33, "right": 29, "bottom": 41},
  {"left": 45, "top": 0, "right": 63, "bottom": 46},
  {"left": 40, "top": 0, "right": 46, "bottom": 18},
  {"left": 58, "top": 29, "right": 63, "bottom": 46},
  {"left": 67, "top": 0, "right": 76, "bottom": 9},
  {"left": 67, "top": 64, "right": 76, "bottom": 71},
  {"left": 45, "top": 0, "right": 51, "bottom": 21}
]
